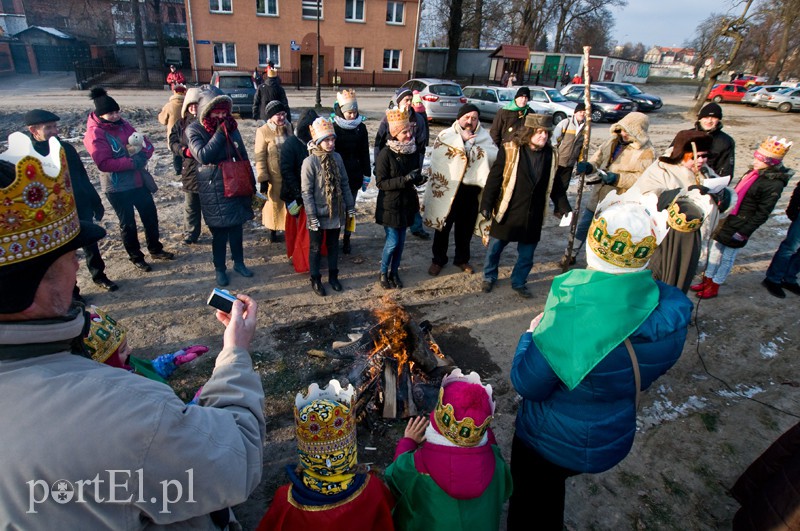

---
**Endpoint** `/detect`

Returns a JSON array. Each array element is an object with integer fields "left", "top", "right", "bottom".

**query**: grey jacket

[{"left": 300, "top": 149, "right": 355, "bottom": 230}]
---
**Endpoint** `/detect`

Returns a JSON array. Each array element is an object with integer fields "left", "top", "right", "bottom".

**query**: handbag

[
  {"left": 219, "top": 129, "right": 255, "bottom": 198},
  {"left": 141, "top": 169, "right": 158, "bottom": 194}
]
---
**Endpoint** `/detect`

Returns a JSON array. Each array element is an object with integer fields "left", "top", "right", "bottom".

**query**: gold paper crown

[
  {"left": 0, "top": 133, "right": 79, "bottom": 266},
  {"left": 587, "top": 217, "right": 658, "bottom": 269},
  {"left": 294, "top": 380, "right": 357, "bottom": 469},
  {"left": 386, "top": 107, "right": 410, "bottom": 133},
  {"left": 756, "top": 136, "right": 792, "bottom": 162},
  {"left": 84, "top": 306, "right": 127, "bottom": 363},
  {"left": 310, "top": 117, "right": 335, "bottom": 142},
  {"left": 666, "top": 199, "right": 703, "bottom": 233},
  {"left": 432, "top": 369, "right": 495, "bottom": 448},
  {"left": 336, "top": 89, "right": 358, "bottom": 109}
]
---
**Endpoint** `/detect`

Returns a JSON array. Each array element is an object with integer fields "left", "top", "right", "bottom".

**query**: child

[
  {"left": 384, "top": 369, "right": 512, "bottom": 530},
  {"left": 256, "top": 380, "right": 395, "bottom": 530}
]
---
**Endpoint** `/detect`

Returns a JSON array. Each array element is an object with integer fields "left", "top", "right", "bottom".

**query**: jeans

[
  {"left": 766, "top": 216, "right": 800, "bottom": 284},
  {"left": 706, "top": 241, "right": 740, "bottom": 285},
  {"left": 431, "top": 185, "right": 480, "bottom": 267},
  {"left": 105, "top": 187, "right": 164, "bottom": 262},
  {"left": 483, "top": 237, "right": 537, "bottom": 288},
  {"left": 309, "top": 228, "right": 340, "bottom": 278},
  {"left": 574, "top": 207, "right": 595, "bottom": 247},
  {"left": 183, "top": 192, "right": 202, "bottom": 242},
  {"left": 410, "top": 211, "right": 425, "bottom": 233},
  {"left": 209, "top": 224, "right": 244, "bottom": 271},
  {"left": 381, "top": 227, "right": 407, "bottom": 275}
]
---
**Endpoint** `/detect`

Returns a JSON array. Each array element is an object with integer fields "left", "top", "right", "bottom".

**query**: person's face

[
  {"left": 398, "top": 95, "right": 412, "bottom": 110},
  {"left": 100, "top": 110, "right": 121, "bottom": 122},
  {"left": 529, "top": 129, "right": 549, "bottom": 149},
  {"left": 684, "top": 151, "right": 709, "bottom": 172},
  {"left": 457, "top": 111, "right": 479, "bottom": 132},
  {"left": 395, "top": 126, "right": 412, "bottom": 143},
  {"left": 210, "top": 109, "right": 228, "bottom": 119},
  {"left": 343, "top": 109, "right": 358, "bottom": 120},
  {"left": 752, "top": 157, "right": 770, "bottom": 171},
  {"left": 170, "top": 66, "right": 176, "bottom": 72},
  {"left": 515, "top": 96, "right": 529, "bottom": 108},
  {"left": 188, "top": 103, "right": 198, "bottom": 116},
  {"left": 319, "top": 136, "right": 335, "bottom": 152},
  {"left": 29, "top": 122, "right": 58, "bottom": 142},
  {"left": 573, "top": 110, "right": 586, "bottom": 123},
  {"left": 699, "top": 116, "right": 720, "bottom": 132},
  {"left": 270, "top": 111, "right": 287, "bottom": 126},
  {"left": 619, "top": 130, "right": 632, "bottom": 143}
]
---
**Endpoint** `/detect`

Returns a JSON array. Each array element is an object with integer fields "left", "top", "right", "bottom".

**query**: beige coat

[
  {"left": 586, "top": 112, "right": 655, "bottom": 211},
  {"left": 255, "top": 121, "right": 292, "bottom": 231},
  {"left": 157, "top": 93, "right": 184, "bottom": 139}
]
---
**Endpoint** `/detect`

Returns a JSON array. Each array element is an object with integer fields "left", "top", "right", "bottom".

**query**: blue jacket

[{"left": 510, "top": 281, "right": 691, "bottom": 473}]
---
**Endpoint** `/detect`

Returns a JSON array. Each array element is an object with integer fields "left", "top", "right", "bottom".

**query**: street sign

[
  {"left": 291, "top": 43, "right": 301, "bottom": 51},
  {"left": 195, "top": 40, "right": 210, "bottom": 45}
]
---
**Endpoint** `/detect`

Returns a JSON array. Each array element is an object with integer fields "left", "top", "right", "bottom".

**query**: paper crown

[
  {"left": 587, "top": 191, "right": 668, "bottom": 274},
  {"left": 84, "top": 306, "right": 127, "bottom": 363},
  {"left": 755, "top": 136, "right": 792, "bottom": 165},
  {"left": 310, "top": 117, "right": 335, "bottom": 143},
  {"left": 336, "top": 89, "right": 358, "bottom": 112},
  {"left": 295, "top": 380, "right": 357, "bottom": 475},
  {"left": 386, "top": 107, "right": 410, "bottom": 136},
  {"left": 666, "top": 193, "right": 704, "bottom": 233},
  {"left": 432, "top": 369, "right": 495, "bottom": 448},
  {"left": 0, "top": 132, "right": 79, "bottom": 266}
]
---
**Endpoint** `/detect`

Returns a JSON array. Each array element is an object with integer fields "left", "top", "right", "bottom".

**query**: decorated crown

[
  {"left": 336, "top": 89, "right": 358, "bottom": 112},
  {"left": 295, "top": 380, "right": 357, "bottom": 475},
  {"left": 84, "top": 306, "right": 127, "bottom": 363},
  {"left": 756, "top": 136, "right": 792, "bottom": 164},
  {"left": 432, "top": 369, "right": 495, "bottom": 448},
  {"left": 310, "top": 117, "right": 335, "bottom": 143},
  {"left": 666, "top": 195, "right": 703, "bottom": 233},
  {"left": 386, "top": 107, "right": 410, "bottom": 136},
  {"left": 0, "top": 132, "right": 79, "bottom": 266}
]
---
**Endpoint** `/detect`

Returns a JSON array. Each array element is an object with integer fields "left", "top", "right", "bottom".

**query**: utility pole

[{"left": 315, "top": 0, "right": 322, "bottom": 111}]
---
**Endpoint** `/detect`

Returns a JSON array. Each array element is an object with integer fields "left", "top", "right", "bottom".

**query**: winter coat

[
  {"left": 714, "top": 164, "right": 794, "bottom": 248},
  {"left": 787, "top": 180, "right": 800, "bottom": 221},
  {"left": 489, "top": 107, "right": 530, "bottom": 147},
  {"left": 551, "top": 114, "right": 586, "bottom": 168},
  {"left": 280, "top": 109, "right": 317, "bottom": 205},
  {"left": 333, "top": 116, "right": 371, "bottom": 195},
  {"left": 166, "top": 70, "right": 185, "bottom": 88},
  {"left": 255, "top": 122, "right": 292, "bottom": 231},
  {"left": 479, "top": 142, "right": 559, "bottom": 243},
  {"left": 185, "top": 86, "right": 254, "bottom": 229},
  {"left": 694, "top": 121, "right": 735, "bottom": 178},
  {"left": 158, "top": 93, "right": 184, "bottom": 139},
  {"left": 83, "top": 113, "right": 155, "bottom": 194},
  {"left": 253, "top": 78, "right": 290, "bottom": 121},
  {"left": 511, "top": 280, "right": 691, "bottom": 474},
  {"left": 373, "top": 108, "right": 428, "bottom": 169},
  {"left": 169, "top": 116, "right": 199, "bottom": 192},
  {"left": 374, "top": 146, "right": 420, "bottom": 229},
  {"left": 300, "top": 150, "right": 355, "bottom": 230}
]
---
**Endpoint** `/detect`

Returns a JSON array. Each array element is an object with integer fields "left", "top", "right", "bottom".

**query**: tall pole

[{"left": 315, "top": 0, "right": 322, "bottom": 111}]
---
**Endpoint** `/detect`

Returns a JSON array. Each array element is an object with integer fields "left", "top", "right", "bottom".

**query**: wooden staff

[{"left": 561, "top": 45, "right": 593, "bottom": 272}]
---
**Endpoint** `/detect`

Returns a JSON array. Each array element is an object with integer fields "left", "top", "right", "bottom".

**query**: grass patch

[
  {"left": 692, "top": 463, "right": 722, "bottom": 493},
  {"left": 700, "top": 411, "right": 719, "bottom": 432},
  {"left": 661, "top": 473, "right": 688, "bottom": 499},
  {"left": 618, "top": 471, "right": 642, "bottom": 488}
]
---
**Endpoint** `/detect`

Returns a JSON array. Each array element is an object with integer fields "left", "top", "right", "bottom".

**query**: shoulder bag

[{"left": 219, "top": 128, "right": 255, "bottom": 198}]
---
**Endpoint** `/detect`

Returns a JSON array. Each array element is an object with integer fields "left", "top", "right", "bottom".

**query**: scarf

[
  {"left": 502, "top": 100, "right": 529, "bottom": 112},
  {"left": 387, "top": 139, "right": 417, "bottom": 154},
  {"left": 730, "top": 169, "right": 760, "bottom": 216},
  {"left": 333, "top": 115, "right": 363, "bottom": 130},
  {"left": 309, "top": 144, "right": 343, "bottom": 219},
  {"left": 0, "top": 304, "right": 89, "bottom": 361}
]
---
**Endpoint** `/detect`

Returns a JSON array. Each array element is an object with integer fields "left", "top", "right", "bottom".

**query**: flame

[{"left": 370, "top": 300, "right": 412, "bottom": 376}]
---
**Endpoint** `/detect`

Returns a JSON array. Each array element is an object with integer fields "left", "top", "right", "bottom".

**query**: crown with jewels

[
  {"left": 755, "top": 136, "right": 792, "bottom": 165},
  {"left": 432, "top": 369, "right": 495, "bottom": 448},
  {"left": 386, "top": 107, "right": 410, "bottom": 135},
  {"left": 309, "top": 117, "right": 335, "bottom": 143},
  {"left": 84, "top": 306, "right": 127, "bottom": 364},
  {"left": 666, "top": 196, "right": 703, "bottom": 233},
  {"left": 0, "top": 132, "right": 79, "bottom": 267}
]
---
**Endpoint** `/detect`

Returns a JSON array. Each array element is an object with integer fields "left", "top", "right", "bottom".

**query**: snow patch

[
  {"left": 638, "top": 393, "right": 707, "bottom": 431},
  {"left": 759, "top": 341, "right": 779, "bottom": 359},
  {"left": 716, "top": 384, "right": 765, "bottom": 399}
]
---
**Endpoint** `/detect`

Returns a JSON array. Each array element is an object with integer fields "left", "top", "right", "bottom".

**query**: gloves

[
  {"left": 600, "top": 171, "right": 619, "bottom": 185},
  {"left": 221, "top": 115, "right": 238, "bottom": 133},
  {"left": 151, "top": 345, "right": 209, "bottom": 380},
  {"left": 93, "top": 204, "right": 104, "bottom": 222},
  {"left": 182, "top": 147, "right": 193, "bottom": 159},
  {"left": 480, "top": 209, "right": 492, "bottom": 221},
  {"left": 657, "top": 188, "right": 683, "bottom": 211},
  {"left": 689, "top": 185, "right": 732, "bottom": 211},
  {"left": 406, "top": 169, "right": 424, "bottom": 186},
  {"left": 259, "top": 181, "right": 268, "bottom": 194},
  {"left": 732, "top": 232, "right": 748, "bottom": 242},
  {"left": 307, "top": 215, "right": 320, "bottom": 231},
  {"left": 362, "top": 175, "right": 371, "bottom": 192},
  {"left": 576, "top": 161, "right": 594, "bottom": 174},
  {"left": 131, "top": 152, "right": 148, "bottom": 169},
  {"left": 688, "top": 184, "right": 710, "bottom": 195},
  {"left": 347, "top": 208, "right": 357, "bottom": 218},
  {"left": 287, "top": 200, "right": 301, "bottom": 216}
]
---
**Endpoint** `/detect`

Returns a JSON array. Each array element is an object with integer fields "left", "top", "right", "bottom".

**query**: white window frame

[
  {"left": 383, "top": 49, "right": 401, "bottom": 71},
  {"left": 345, "top": 0, "right": 364, "bottom": 22},
  {"left": 258, "top": 44, "right": 281, "bottom": 68},
  {"left": 386, "top": 1, "right": 403, "bottom": 24},
  {"left": 256, "top": 0, "right": 278, "bottom": 16},
  {"left": 302, "top": 0, "right": 322, "bottom": 19},
  {"left": 213, "top": 42, "right": 237, "bottom": 66},
  {"left": 210, "top": 0, "right": 232, "bottom": 14},
  {"left": 344, "top": 47, "right": 363, "bottom": 70}
]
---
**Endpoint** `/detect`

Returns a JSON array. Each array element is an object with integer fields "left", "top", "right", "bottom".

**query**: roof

[
  {"left": 652, "top": 46, "right": 695, "bottom": 55},
  {"left": 14, "top": 26, "right": 76, "bottom": 40},
  {"left": 490, "top": 44, "right": 529, "bottom": 60}
]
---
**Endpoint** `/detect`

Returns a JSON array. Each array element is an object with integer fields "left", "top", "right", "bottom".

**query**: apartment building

[{"left": 186, "top": 0, "right": 421, "bottom": 85}]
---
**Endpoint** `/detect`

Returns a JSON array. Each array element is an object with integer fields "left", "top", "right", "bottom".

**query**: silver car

[
  {"left": 765, "top": 87, "right": 800, "bottom": 112},
  {"left": 742, "top": 85, "right": 787, "bottom": 107},
  {"left": 401, "top": 78, "right": 466, "bottom": 123},
  {"left": 462, "top": 86, "right": 521, "bottom": 120},
  {"left": 527, "top": 86, "right": 577, "bottom": 124}
]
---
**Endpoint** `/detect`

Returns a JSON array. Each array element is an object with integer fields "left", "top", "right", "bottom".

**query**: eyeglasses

[{"left": 695, "top": 153, "right": 709, "bottom": 159}]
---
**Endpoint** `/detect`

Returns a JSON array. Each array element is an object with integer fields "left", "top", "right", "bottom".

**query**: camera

[{"left": 206, "top": 288, "right": 237, "bottom": 314}]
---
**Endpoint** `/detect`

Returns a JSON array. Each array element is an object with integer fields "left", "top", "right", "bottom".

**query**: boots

[
  {"left": 389, "top": 271, "right": 403, "bottom": 289},
  {"left": 342, "top": 233, "right": 352, "bottom": 255},
  {"left": 690, "top": 275, "right": 710, "bottom": 292},
  {"left": 696, "top": 279, "right": 719, "bottom": 299},
  {"left": 310, "top": 275, "right": 326, "bottom": 296},
  {"left": 329, "top": 269, "right": 343, "bottom": 292},
  {"left": 379, "top": 273, "right": 391, "bottom": 290}
]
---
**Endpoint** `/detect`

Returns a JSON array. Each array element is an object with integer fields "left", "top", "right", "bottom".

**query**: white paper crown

[{"left": 295, "top": 379, "right": 356, "bottom": 411}]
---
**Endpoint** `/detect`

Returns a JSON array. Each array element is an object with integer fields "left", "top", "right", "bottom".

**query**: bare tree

[
  {"left": 767, "top": 0, "right": 800, "bottom": 83},
  {"left": 561, "top": 8, "right": 614, "bottom": 55},
  {"left": 444, "top": 0, "right": 465, "bottom": 76},
  {"left": 687, "top": 14, "right": 729, "bottom": 82},
  {"left": 551, "top": 0, "right": 627, "bottom": 53},
  {"left": 151, "top": 0, "right": 166, "bottom": 67},
  {"left": 507, "top": 0, "right": 553, "bottom": 48},
  {"left": 131, "top": 0, "right": 149, "bottom": 84}
]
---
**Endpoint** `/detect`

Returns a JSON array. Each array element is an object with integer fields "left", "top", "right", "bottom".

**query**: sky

[{"left": 609, "top": 0, "right": 738, "bottom": 48}]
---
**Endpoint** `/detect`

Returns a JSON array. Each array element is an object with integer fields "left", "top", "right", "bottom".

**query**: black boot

[
  {"left": 310, "top": 275, "right": 326, "bottom": 296},
  {"left": 379, "top": 273, "right": 391, "bottom": 289},
  {"left": 342, "top": 232, "right": 351, "bottom": 255},
  {"left": 389, "top": 271, "right": 403, "bottom": 288},
  {"left": 329, "top": 269, "right": 343, "bottom": 292}
]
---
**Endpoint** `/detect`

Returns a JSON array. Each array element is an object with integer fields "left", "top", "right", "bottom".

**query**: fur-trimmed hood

[
  {"left": 609, "top": 111, "right": 650, "bottom": 149},
  {"left": 181, "top": 87, "right": 202, "bottom": 118},
  {"left": 195, "top": 85, "right": 232, "bottom": 122}
]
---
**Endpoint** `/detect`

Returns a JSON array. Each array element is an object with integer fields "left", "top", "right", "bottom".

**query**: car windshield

[
  {"left": 746, "top": 86, "right": 762, "bottom": 93},
  {"left": 497, "top": 89, "right": 516, "bottom": 101},
  {"left": 219, "top": 76, "right": 253, "bottom": 89},
  {"left": 430, "top": 84, "right": 463, "bottom": 97},
  {"left": 776, "top": 87, "right": 793, "bottom": 94},
  {"left": 623, "top": 85, "right": 643, "bottom": 95},
  {"left": 545, "top": 89, "right": 568, "bottom": 102}
]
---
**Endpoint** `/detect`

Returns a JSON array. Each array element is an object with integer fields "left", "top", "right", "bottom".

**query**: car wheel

[
  {"left": 553, "top": 111, "right": 566, "bottom": 124},
  {"left": 778, "top": 102, "right": 792, "bottom": 113},
  {"left": 712, "top": 95, "right": 723, "bottom": 103},
  {"left": 591, "top": 109, "right": 603, "bottom": 123}
]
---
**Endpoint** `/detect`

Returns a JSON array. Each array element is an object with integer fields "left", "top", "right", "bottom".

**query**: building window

[
  {"left": 167, "top": 6, "right": 178, "bottom": 23},
  {"left": 257, "top": 0, "right": 278, "bottom": 16},
  {"left": 213, "top": 42, "right": 237, "bottom": 65},
  {"left": 210, "top": 0, "right": 232, "bottom": 13},
  {"left": 302, "top": 0, "right": 322, "bottom": 19},
  {"left": 344, "top": 47, "right": 363, "bottom": 69},
  {"left": 345, "top": 0, "right": 364, "bottom": 21},
  {"left": 386, "top": 1, "right": 403, "bottom": 24},
  {"left": 383, "top": 49, "right": 401, "bottom": 70},
  {"left": 258, "top": 44, "right": 280, "bottom": 67}
]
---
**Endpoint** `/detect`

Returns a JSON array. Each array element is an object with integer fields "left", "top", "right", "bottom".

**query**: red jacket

[{"left": 166, "top": 70, "right": 185, "bottom": 88}]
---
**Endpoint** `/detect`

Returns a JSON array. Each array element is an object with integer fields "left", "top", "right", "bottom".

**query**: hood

[
  {"left": 86, "top": 111, "right": 126, "bottom": 132},
  {"left": 294, "top": 108, "right": 318, "bottom": 144},
  {"left": 414, "top": 442, "right": 497, "bottom": 500},
  {"left": 169, "top": 93, "right": 185, "bottom": 105},
  {"left": 759, "top": 163, "right": 795, "bottom": 185},
  {"left": 181, "top": 87, "right": 202, "bottom": 118},
  {"left": 195, "top": 85, "right": 232, "bottom": 122},
  {"left": 267, "top": 77, "right": 280, "bottom": 87},
  {"left": 610, "top": 111, "right": 650, "bottom": 149}
]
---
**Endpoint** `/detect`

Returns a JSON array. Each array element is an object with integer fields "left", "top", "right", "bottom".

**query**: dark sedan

[
  {"left": 560, "top": 85, "right": 636, "bottom": 123},
  {"left": 595, "top": 82, "right": 663, "bottom": 112}
]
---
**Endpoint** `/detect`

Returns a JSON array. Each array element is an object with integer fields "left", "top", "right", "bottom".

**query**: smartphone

[{"left": 206, "top": 288, "right": 237, "bottom": 314}]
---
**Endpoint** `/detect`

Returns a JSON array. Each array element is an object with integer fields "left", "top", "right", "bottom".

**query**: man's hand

[
  {"left": 576, "top": 161, "right": 594, "bottom": 175},
  {"left": 460, "top": 129, "right": 477, "bottom": 143},
  {"left": 480, "top": 209, "right": 492, "bottom": 221},
  {"left": 404, "top": 416, "right": 429, "bottom": 445},
  {"left": 217, "top": 294, "right": 257, "bottom": 352}
]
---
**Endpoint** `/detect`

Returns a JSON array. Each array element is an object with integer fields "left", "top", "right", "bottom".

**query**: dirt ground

[{"left": 1, "top": 80, "right": 799, "bottom": 530}]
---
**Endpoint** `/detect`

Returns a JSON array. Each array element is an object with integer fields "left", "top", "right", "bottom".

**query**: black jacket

[
  {"left": 373, "top": 108, "right": 428, "bottom": 169},
  {"left": 489, "top": 107, "right": 530, "bottom": 147},
  {"left": 169, "top": 116, "right": 199, "bottom": 192},
  {"left": 280, "top": 109, "right": 317, "bottom": 205},
  {"left": 787, "top": 180, "right": 800, "bottom": 222},
  {"left": 253, "top": 78, "right": 290, "bottom": 121},
  {"left": 694, "top": 121, "right": 735, "bottom": 177},
  {"left": 374, "top": 146, "right": 420, "bottom": 229},
  {"left": 333, "top": 110, "right": 371, "bottom": 196}
]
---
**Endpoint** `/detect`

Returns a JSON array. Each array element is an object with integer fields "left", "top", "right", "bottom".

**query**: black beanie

[
  {"left": 457, "top": 103, "right": 480, "bottom": 120},
  {"left": 698, "top": 102, "right": 722, "bottom": 119},
  {"left": 89, "top": 87, "right": 120, "bottom": 116},
  {"left": 574, "top": 102, "right": 586, "bottom": 113},
  {"left": 515, "top": 86, "right": 530, "bottom": 99},
  {"left": 264, "top": 100, "right": 286, "bottom": 120}
]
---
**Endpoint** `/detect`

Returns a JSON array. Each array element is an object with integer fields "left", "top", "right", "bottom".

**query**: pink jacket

[{"left": 83, "top": 112, "right": 154, "bottom": 193}]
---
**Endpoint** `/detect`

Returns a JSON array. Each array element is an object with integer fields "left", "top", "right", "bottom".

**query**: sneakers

[
  {"left": 132, "top": 259, "right": 152, "bottom": 272},
  {"left": 762, "top": 279, "right": 785, "bottom": 299},
  {"left": 411, "top": 230, "right": 431, "bottom": 240},
  {"left": 93, "top": 276, "right": 119, "bottom": 292},
  {"left": 456, "top": 263, "right": 475, "bottom": 274},
  {"left": 233, "top": 263, "right": 254, "bottom": 277},
  {"left": 512, "top": 285, "right": 533, "bottom": 299},
  {"left": 481, "top": 281, "right": 494, "bottom": 293},
  {"left": 782, "top": 282, "right": 800, "bottom": 296},
  {"left": 428, "top": 263, "right": 442, "bottom": 276},
  {"left": 151, "top": 250, "right": 175, "bottom": 260},
  {"left": 215, "top": 269, "right": 229, "bottom": 287}
]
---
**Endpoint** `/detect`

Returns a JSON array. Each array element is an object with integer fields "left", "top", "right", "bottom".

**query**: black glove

[
  {"left": 259, "top": 181, "right": 268, "bottom": 194},
  {"left": 407, "top": 169, "right": 423, "bottom": 186},
  {"left": 712, "top": 188, "right": 732, "bottom": 211},
  {"left": 687, "top": 184, "right": 710, "bottom": 195},
  {"left": 600, "top": 171, "right": 619, "bottom": 185},
  {"left": 657, "top": 188, "right": 682, "bottom": 211},
  {"left": 93, "top": 204, "right": 104, "bottom": 222},
  {"left": 131, "top": 152, "right": 148, "bottom": 169},
  {"left": 576, "top": 161, "right": 594, "bottom": 174},
  {"left": 480, "top": 209, "right": 492, "bottom": 221}
]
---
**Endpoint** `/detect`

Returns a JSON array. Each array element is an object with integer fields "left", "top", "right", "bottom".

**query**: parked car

[
  {"left": 401, "top": 78, "right": 466, "bottom": 122},
  {"left": 594, "top": 82, "right": 663, "bottom": 112},
  {"left": 765, "top": 87, "right": 800, "bottom": 112},
  {"left": 742, "top": 85, "right": 788, "bottom": 106},
  {"left": 707, "top": 83, "right": 747, "bottom": 103},
  {"left": 209, "top": 71, "right": 257, "bottom": 117},
  {"left": 732, "top": 74, "right": 767, "bottom": 88},
  {"left": 527, "top": 86, "right": 577, "bottom": 124},
  {"left": 559, "top": 84, "right": 636, "bottom": 123},
  {"left": 462, "top": 85, "right": 550, "bottom": 121}
]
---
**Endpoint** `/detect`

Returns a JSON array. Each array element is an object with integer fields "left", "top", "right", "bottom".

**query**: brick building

[{"left": 185, "top": 0, "right": 421, "bottom": 86}]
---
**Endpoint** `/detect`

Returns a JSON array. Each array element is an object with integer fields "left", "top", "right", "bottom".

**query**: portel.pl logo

[{"left": 27, "top": 469, "right": 195, "bottom": 514}]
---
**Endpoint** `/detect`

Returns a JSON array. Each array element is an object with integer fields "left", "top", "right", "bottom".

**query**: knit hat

[
  {"left": 267, "top": 67, "right": 277, "bottom": 78},
  {"left": 25, "top": 109, "right": 60, "bottom": 126},
  {"left": 755, "top": 136, "right": 793, "bottom": 166},
  {"left": 386, "top": 107, "right": 410, "bottom": 137},
  {"left": 84, "top": 306, "right": 127, "bottom": 365},
  {"left": 395, "top": 87, "right": 413, "bottom": 106},
  {"left": 698, "top": 102, "right": 723, "bottom": 119},
  {"left": 309, "top": 117, "right": 335, "bottom": 144},
  {"left": 431, "top": 369, "right": 495, "bottom": 448},
  {"left": 181, "top": 87, "right": 201, "bottom": 118},
  {"left": 457, "top": 103, "right": 480, "bottom": 120},
  {"left": 515, "top": 86, "right": 530, "bottom": 99},
  {"left": 659, "top": 130, "right": 712, "bottom": 164},
  {"left": 574, "top": 102, "right": 586, "bottom": 113},
  {"left": 264, "top": 100, "right": 286, "bottom": 120},
  {"left": 336, "top": 89, "right": 358, "bottom": 113},
  {"left": 89, "top": 87, "right": 120, "bottom": 117},
  {"left": 524, "top": 113, "right": 553, "bottom": 132},
  {"left": 0, "top": 133, "right": 105, "bottom": 314},
  {"left": 411, "top": 90, "right": 425, "bottom": 113}
]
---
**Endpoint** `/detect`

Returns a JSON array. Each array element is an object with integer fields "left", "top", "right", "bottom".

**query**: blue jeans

[
  {"left": 381, "top": 227, "right": 407, "bottom": 275},
  {"left": 483, "top": 237, "right": 537, "bottom": 288},
  {"left": 706, "top": 241, "right": 740, "bottom": 284},
  {"left": 574, "top": 207, "right": 595, "bottom": 246},
  {"left": 766, "top": 217, "right": 800, "bottom": 284},
  {"left": 410, "top": 211, "right": 425, "bottom": 233}
]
